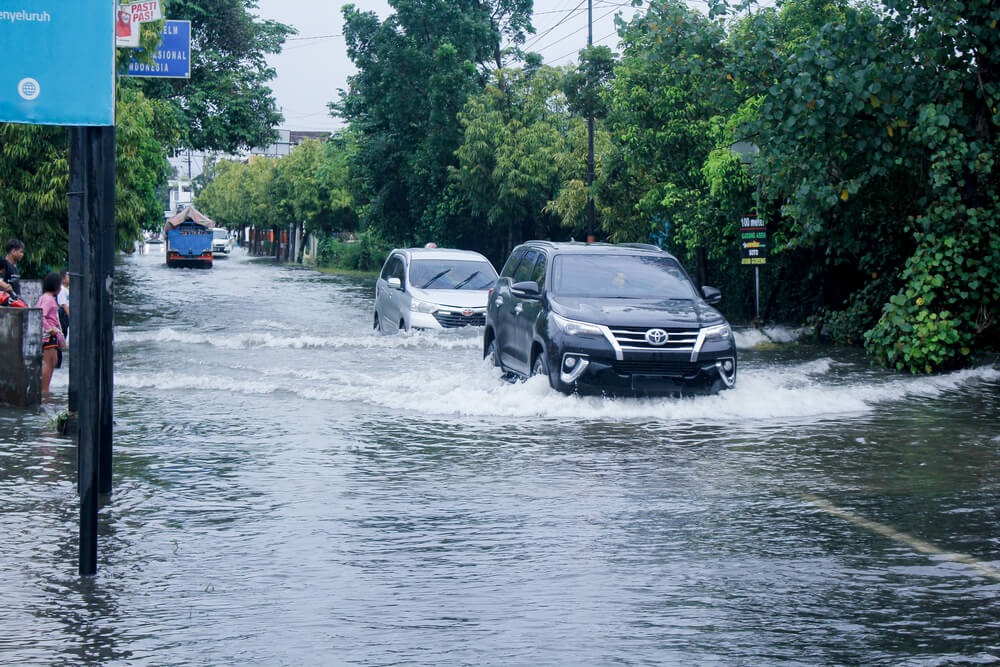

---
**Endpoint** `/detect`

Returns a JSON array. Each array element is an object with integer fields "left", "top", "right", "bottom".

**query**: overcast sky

[{"left": 251, "top": 0, "right": 711, "bottom": 133}]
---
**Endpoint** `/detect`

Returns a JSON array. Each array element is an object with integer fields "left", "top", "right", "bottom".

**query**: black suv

[{"left": 484, "top": 242, "right": 737, "bottom": 396}]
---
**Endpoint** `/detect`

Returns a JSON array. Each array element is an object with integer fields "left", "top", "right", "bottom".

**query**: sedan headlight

[
  {"left": 550, "top": 312, "right": 604, "bottom": 336},
  {"left": 702, "top": 323, "right": 732, "bottom": 342},
  {"left": 409, "top": 299, "right": 438, "bottom": 314}
]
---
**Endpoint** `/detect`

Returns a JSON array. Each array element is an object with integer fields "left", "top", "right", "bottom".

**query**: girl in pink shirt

[{"left": 35, "top": 272, "right": 66, "bottom": 393}]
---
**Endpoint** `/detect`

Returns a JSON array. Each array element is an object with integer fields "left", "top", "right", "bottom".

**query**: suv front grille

[
  {"left": 612, "top": 359, "right": 699, "bottom": 377},
  {"left": 433, "top": 311, "right": 486, "bottom": 328},
  {"left": 610, "top": 327, "right": 699, "bottom": 352}
]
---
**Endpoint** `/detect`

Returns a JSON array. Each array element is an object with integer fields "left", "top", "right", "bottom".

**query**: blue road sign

[
  {"left": 0, "top": 1, "right": 115, "bottom": 126},
  {"left": 125, "top": 20, "right": 190, "bottom": 78}
]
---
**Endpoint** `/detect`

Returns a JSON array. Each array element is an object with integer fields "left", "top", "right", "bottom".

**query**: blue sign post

[
  {"left": 0, "top": 0, "right": 115, "bottom": 126},
  {"left": 125, "top": 20, "right": 191, "bottom": 78}
]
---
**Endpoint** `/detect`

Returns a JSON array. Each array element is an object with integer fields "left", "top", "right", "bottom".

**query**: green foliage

[
  {"left": 336, "top": 0, "right": 535, "bottom": 246},
  {"left": 562, "top": 45, "right": 616, "bottom": 120},
  {"left": 317, "top": 229, "right": 390, "bottom": 272},
  {"left": 0, "top": 124, "right": 69, "bottom": 275},
  {"left": 452, "top": 65, "right": 572, "bottom": 261},
  {"left": 131, "top": 0, "right": 294, "bottom": 153},
  {"left": 196, "top": 156, "right": 277, "bottom": 230},
  {"left": 198, "top": 132, "right": 362, "bottom": 239},
  {"left": 1, "top": 90, "right": 173, "bottom": 272},
  {"left": 115, "top": 88, "right": 176, "bottom": 247}
]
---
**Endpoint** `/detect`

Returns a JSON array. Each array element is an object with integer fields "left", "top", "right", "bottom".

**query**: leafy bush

[
  {"left": 316, "top": 229, "right": 390, "bottom": 273},
  {"left": 865, "top": 208, "right": 1000, "bottom": 373}
]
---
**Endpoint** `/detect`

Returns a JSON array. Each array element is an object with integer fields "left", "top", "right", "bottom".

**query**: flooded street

[{"left": 2, "top": 248, "right": 999, "bottom": 665}]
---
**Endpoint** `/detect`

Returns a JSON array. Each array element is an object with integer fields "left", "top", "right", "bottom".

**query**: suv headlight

[
  {"left": 409, "top": 299, "right": 438, "bottom": 314},
  {"left": 702, "top": 323, "right": 732, "bottom": 342},
  {"left": 550, "top": 312, "right": 604, "bottom": 336}
]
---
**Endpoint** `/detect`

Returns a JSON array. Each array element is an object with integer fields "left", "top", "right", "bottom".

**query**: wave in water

[
  {"left": 114, "top": 327, "right": 481, "bottom": 351},
  {"left": 113, "top": 360, "right": 999, "bottom": 422},
  {"left": 119, "top": 324, "right": 796, "bottom": 353}
]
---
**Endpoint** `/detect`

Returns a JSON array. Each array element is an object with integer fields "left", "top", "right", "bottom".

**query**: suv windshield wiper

[
  {"left": 420, "top": 269, "right": 451, "bottom": 288},
  {"left": 453, "top": 271, "right": 480, "bottom": 289}
]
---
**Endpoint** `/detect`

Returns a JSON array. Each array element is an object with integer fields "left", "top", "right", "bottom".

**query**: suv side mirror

[
  {"left": 388, "top": 277, "right": 402, "bottom": 290},
  {"left": 701, "top": 286, "right": 721, "bottom": 304},
  {"left": 511, "top": 280, "right": 541, "bottom": 299}
]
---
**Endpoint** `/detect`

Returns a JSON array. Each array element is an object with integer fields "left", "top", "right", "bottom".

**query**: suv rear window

[{"left": 550, "top": 254, "right": 696, "bottom": 299}]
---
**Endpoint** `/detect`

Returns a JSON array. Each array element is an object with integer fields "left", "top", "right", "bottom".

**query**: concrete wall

[
  {"left": 20, "top": 279, "right": 41, "bottom": 307},
  {"left": 0, "top": 306, "right": 43, "bottom": 407}
]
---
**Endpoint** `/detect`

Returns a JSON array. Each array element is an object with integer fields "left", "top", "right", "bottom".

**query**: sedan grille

[
  {"left": 433, "top": 310, "right": 486, "bottom": 328},
  {"left": 610, "top": 326, "right": 699, "bottom": 352},
  {"left": 611, "top": 359, "right": 700, "bottom": 377}
]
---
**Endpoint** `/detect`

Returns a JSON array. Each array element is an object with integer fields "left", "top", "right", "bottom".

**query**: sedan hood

[
  {"left": 408, "top": 287, "right": 490, "bottom": 309},
  {"left": 549, "top": 295, "right": 719, "bottom": 328}
]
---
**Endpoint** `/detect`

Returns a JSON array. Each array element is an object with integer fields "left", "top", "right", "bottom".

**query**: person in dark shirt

[{"left": 1, "top": 239, "right": 24, "bottom": 295}]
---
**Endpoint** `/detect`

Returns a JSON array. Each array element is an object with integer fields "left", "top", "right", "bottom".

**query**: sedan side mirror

[
  {"left": 511, "top": 280, "right": 541, "bottom": 299},
  {"left": 388, "top": 277, "right": 403, "bottom": 290},
  {"left": 701, "top": 286, "right": 721, "bottom": 304}
]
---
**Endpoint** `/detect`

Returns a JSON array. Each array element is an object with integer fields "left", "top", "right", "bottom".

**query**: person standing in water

[{"left": 34, "top": 272, "right": 66, "bottom": 393}]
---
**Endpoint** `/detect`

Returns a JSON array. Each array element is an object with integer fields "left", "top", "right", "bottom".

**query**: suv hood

[
  {"left": 407, "top": 287, "right": 490, "bottom": 309},
  {"left": 549, "top": 295, "right": 720, "bottom": 328}
]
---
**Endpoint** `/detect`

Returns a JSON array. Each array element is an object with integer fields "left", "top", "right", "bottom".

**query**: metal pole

[
  {"left": 70, "top": 127, "right": 98, "bottom": 575},
  {"left": 68, "top": 124, "right": 115, "bottom": 575},
  {"left": 754, "top": 178, "right": 762, "bottom": 323},
  {"left": 586, "top": 0, "right": 595, "bottom": 242},
  {"left": 98, "top": 127, "right": 115, "bottom": 496},
  {"left": 755, "top": 266, "right": 760, "bottom": 321}
]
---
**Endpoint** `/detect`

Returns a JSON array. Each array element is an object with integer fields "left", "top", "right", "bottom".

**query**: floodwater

[{"left": 2, "top": 248, "right": 998, "bottom": 665}]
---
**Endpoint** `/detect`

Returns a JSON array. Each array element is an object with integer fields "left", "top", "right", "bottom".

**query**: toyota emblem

[
  {"left": 645, "top": 328, "right": 669, "bottom": 346},
  {"left": 462, "top": 309, "right": 474, "bottom": 317}
]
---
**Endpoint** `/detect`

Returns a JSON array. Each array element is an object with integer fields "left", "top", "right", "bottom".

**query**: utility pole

[
  {"left": 68, "top": 126, "right": 116, "bottom": 576},
  {"left": 586, "top": 0, "right": 596, "bottom": 243}
]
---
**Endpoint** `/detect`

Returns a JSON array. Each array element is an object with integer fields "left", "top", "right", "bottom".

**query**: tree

[
  {"left": 336, "top": 0, "right": 535, "bottom": 246},
  {"left": 452, "top": 65, "right": 572, "bottom": 261},
  {"left": 0, "top": 89, "right": 177, "bottom": 274},
  {"left": 0, "top": 125, "right": 69, "bottom": 275},
  {"left": 115, "top": 88, "right": 178, "bottom": 247},
  {"left": 604, "top": 0, "right": 739, "bottom": 294},
  {"left": 717, "top": 0, "right": 1000, "bottom": 369},
  {"left": 130, "top": 0, "right": 293, "bottom": 153}
]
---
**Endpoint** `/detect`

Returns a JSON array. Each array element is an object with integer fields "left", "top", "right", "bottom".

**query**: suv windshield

[
  {"left": 551, "top": 254, "right": 697, "bottom": 299},
  {"left": 409, "top": 259, "right": 498, "bottom": 290},
  {"left": 213, "top": 229, "right": 228, "bottom": 239}
]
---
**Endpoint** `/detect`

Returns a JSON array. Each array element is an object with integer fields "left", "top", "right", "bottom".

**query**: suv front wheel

[{"left": 531, "top": 354, "right": 549, "bottom": 382}]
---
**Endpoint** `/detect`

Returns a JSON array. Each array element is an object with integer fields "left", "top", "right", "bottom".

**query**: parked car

[
  {"left": 484, "top": 241, "right": 737, "bottom": 396},
  {"left": 212, "top": 228, "right": 232, "bottom": 257},
  {"left": 374, "top": 247, "right": 499, "bottom": 333}
]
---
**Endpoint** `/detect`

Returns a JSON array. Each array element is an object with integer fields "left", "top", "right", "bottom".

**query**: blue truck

[{"left": 164, "top": 205, "right": 214, "bottom": 268}]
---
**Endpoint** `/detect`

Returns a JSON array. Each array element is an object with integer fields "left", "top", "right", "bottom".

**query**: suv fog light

[
  {"left": 560, "top": 354, "right": 589, "bottom": 384},
  {"left": 714, "top": 357, "right": 737, "bottom": 388}
]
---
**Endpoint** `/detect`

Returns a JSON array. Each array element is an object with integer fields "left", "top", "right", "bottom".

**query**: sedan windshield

[
  {"left": 409, "top": 259, "right": 498, "bottom": 290},
  {"left": 551, "top": 254, "right": 697, "bottom": 299}
]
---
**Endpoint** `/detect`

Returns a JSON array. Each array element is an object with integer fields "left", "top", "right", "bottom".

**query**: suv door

[
  {"left": 492, "top": 248, "right": 525, "bottom": 367},
  {"left": 505, "top": 249, "right": 542, "bottom": 374},
  {"left": 512, "top": 251, "right": 548, "bottom": 373}
]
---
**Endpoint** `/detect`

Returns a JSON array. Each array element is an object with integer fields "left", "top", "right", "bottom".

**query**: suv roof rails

[{"left": 618, "top": 243, "right": 667, "bottom": 252}]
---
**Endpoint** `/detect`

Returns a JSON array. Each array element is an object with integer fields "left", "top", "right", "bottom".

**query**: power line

[
  {"left": 523, "top": 0, "right": 587, "bottom": 51},
  {"left": 529, "top": 4, "right": 625, "bottom": 59}
]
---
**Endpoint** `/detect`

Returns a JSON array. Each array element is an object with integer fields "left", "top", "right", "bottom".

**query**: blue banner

[
  {"left": 125, "top": 20, "right": 190, "bottom": 78},
  {"left": 0, "top": 1, "right": 115, "bottom": 126}
]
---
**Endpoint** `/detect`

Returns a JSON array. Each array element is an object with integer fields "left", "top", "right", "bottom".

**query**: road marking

[{"left": 802, "top": 493, "right": 1000, "bottom": 583}]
